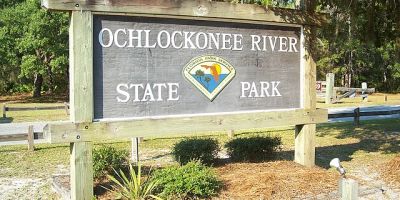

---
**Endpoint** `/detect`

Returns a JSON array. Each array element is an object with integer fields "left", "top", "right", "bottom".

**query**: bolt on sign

[{"left": 94, "top": 16, "right": 302, "bottom": 120}]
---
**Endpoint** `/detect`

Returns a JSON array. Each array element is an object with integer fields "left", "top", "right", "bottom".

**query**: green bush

[
  {"left": 151, "top": 161, "right": 221, "bottom": 199},
  {"left": 225, "top": 136, "right": 282, "bottom": 162},
  {"left": 172, "top": 138, "right": 219, "bottom": 165},
  {"left": 93, "top": 145, "right": 128, "bottom": 179}
]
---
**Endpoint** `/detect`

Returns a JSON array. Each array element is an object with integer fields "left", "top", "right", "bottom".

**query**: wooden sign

[
  {"left": 41, "top": 1, "right": 328, "bottom": 199},
  {"left": 93, "top": 16, "right": 302, "bottom": 119}
]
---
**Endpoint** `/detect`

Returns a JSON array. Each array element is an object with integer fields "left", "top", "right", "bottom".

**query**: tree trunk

[
  {"left": 47, "top": 65, "right": 54, "bottom": 94},
  {"left": 33, "top": 73, "right": 43, "bottom": 98}
]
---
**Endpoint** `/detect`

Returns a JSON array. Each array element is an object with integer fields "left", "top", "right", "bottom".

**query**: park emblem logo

[{"left": 183, "top": 55, "right": 236, "bottom": 101}]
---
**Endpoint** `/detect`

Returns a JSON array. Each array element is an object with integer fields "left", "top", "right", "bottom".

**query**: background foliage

[
  {"left": 0, "top": 0, "right": 399, "bottom": 96},
  {"left": 0, "top": 0, "right": 68, "bottom": 96}
]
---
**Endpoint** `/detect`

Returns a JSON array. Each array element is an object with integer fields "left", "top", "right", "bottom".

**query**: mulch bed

[
  {"left": 59, "top": 161, "right": 339, "bottom": 199},
  {"left": 382, "top": 155, "right": 400, "bottom": 187},
  {"left": 214, "top": 161, "right": 339, "bottom": 199}
]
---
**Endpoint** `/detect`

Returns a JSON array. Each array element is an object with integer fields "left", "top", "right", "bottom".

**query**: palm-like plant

[{"left": 107, "top": 163, "right": 162, "bottom": 200}]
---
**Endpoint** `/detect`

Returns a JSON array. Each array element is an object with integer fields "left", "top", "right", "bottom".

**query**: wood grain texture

[
  {"left": 44, "top": 108, "right": 327, "bottom": 143},
  {"left": 70, "top": 11, "right": 93, "bottom": 123},
  {"left": 41, "top": 0, "right": 327, "bottom": 26},
  {"left": 93, "top": 16, "right": 302, "bottom": 119},
  {"left": 28, "top": 125, "right": 34, "bottom": 151},
  {"left": 325, "top": 73, "right": 334, "bottom": 104},
  {"left": 69, "top": 11, "right": 94, "bottom": 200},
  {"left": 294, "top": 24, "right": 317, "bottom": 167},
  {"left": 70, "top": 142, "right": 93, "bottom": 200}
]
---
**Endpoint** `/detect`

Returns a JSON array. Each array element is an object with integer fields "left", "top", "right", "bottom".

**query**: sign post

[
  {"left": 42, "top": 0, "right": 328, "bottom": 199},
  {"left": 69, "top": 11, "right": 94, "bottom": 199}
]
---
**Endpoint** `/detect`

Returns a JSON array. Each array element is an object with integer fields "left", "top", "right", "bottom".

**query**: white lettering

[
  {"left": 240, "top": 82, "right": 250, "bottom": 98},
  {"left": 183, "top": 32, "right": 196, "bottom": 49},
  {"left": 232, "top": 34, "right": 243, "bottom": 51},
  {"left": 157, "top": 30, "right": 171, "bottom": 49},
  {"left": 268, "top": 36, "right": 278, "bottom": 51},
  {"left": 153, "top": 83, "right": 167, "bottom": 101},
  {"left": 114, "top": 29, "right": 127, "bottom": 48},
  {"left": 129, "top": 84, "right": 144, "bottom": 102},
  {"left": 116, "top": 84, "right": 130, "bottom": 103},
  {"left": 278, "top": 37, "right": 288, "bottom": 52},
  {"left": 171, "top": 31, "right": 183, "bottom": 49},
  {"left": 168, "top": 83, "right": 180, "bottom": 101},
  {"left": 195, "top": 32, "right": 208, "bottom": 49},
  {"left": 98, "top": 28, "right": 113, "bottom": 48},
  {"left": 221, "top": 33, "right": 232, "bottom": 50},
  {"left": 144, "top": 30, "right": 156, "bottom": 48},
  {"left": 128, "top": 29, "right": 143, "bottom": 48},
  {"left": 208, "top": 33, "right": 220, "bottom": 50},
  {"left": 251, "top": 35, "right": 261, "bottom": 51},
  {"left": 289, "top": 37, "right": 298, "bottom": 52},
  {"left": 260, "top": 82, "right": 270, "bottom": 97},
  {"left": 248, "top": 82, "right": 259, "bottom": 97},
  {"left": 271, "top": 81, "right": 282, "bottom": 96}
]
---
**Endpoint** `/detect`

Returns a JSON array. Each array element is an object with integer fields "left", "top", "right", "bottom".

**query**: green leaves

[
  {"left": 151, "top": 161, "right": 221, "bottom": 199},
  {"left": 107, "top": 163, "right": 163, "bottom": 200},
  {"left": 0, "top": 0, "right": 69, "bottom": 95},
  {"left": 172, "top": 138, "right": 220, "bottom": 166},
  {"left": 92, "top": 145, "right": 128, "bottom": 179}
]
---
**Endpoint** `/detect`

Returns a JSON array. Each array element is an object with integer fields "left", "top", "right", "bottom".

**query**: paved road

[{"left": 328, "top": 105, "right": 400, "bottom": 122}]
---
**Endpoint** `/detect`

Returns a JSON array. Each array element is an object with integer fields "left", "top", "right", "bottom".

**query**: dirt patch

[
  {"left": 0, "top": 178, "right": 48, "bottom": 199},
  {"left": 382, "top": 155, "right": 400, "bottom": 187},
  {"left": 214, "top": 161, "right": 339, "bottom": 199}
]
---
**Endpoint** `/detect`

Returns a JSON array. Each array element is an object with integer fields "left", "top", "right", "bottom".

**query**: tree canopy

[
  {"left": 0, "top": 0, "right": 399, "bottom": 97},
  {"left": 0, "top": 0, "right": 68, "bottom": 97}
]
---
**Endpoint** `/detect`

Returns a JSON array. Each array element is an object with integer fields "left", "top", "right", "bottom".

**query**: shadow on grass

[
  {"left": 0, "top": 117, "right": 13, "bottom": 123},
  {"left": 273, "top": 119, "right": 400, "bottom": 169},
  {"left": 315, "top": 119, "right": 400, "bottom": 168}
]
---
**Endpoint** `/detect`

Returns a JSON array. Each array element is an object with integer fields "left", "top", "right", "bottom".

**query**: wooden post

[
  {"left": 227, "top": 130, "right": 235, "bottom": 138},
  {"left": 27, "top": 125, "right": 34, "bottom": 151},
  {"left": 131, "top": 137, "right": 140, "bottom": 163},
  {"left": 2, "top": 103, "right": 6, "bottom": 118},
  {"left": 339, "top": 178, "right": 358, "bottom": 200},
  {"left": 353, "top": 108, "right": 360, "bottom": 127},
  {"left": 69, "top": 10, "right": 94, "bottom": 200},
  {"left": 70, "top": 142, "right": 93, "bottom": 200},
  {"left": 295, "top": 20, "right": 317, "bottom": 167},
  {"left": 325, "top": 73, "right": 335, "bottom": 104}
]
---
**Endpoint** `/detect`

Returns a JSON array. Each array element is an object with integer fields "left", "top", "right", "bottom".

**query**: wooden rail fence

[
  {"left": 0, "top": 125, "right": 44, "bottom": 150},
  {"left": 329, "top": 108, "right": 400, "bottom": 126},
  {"left": 2, "top": 102, "right": 70, "bottom": 118}
]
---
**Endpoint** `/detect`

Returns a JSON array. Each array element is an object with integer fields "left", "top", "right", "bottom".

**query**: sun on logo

[{"left": 183, "top": 55, "right": 236, "bottom": 101}]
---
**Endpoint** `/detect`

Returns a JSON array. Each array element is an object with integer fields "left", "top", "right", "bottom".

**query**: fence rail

[
  {"left": 2, "top": 102, "right": 69, "bottom": 118},
  {"left": 0, "top": 108, "right": 398, "bottom": 148},
  {"left": 328, "top": 109, "right": 400, "bottom": 118}
]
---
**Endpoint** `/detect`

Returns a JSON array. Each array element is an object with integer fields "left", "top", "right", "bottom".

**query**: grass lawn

[
  {"left": 1, "top": 118, "right": 399, "bottom": 198},
  {"left": 0, "top": 93, "right": 69, "bottom": 123}
]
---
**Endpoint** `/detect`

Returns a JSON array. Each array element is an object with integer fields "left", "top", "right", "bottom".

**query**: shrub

[
  {"left": 93, "top": 145, "right": 128, "bottom": 179},
  {"left": 151, "top": 161, "right": 221, "bottom": 199},
  {"left": 107, "top": 163, "right": 162, "bottom": 200},
  {"left": 172, "top": 138, "right": 219, "bottom": 165},
  {"left": 225, "top": 136, "right": 282, "bottom": 162}
]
